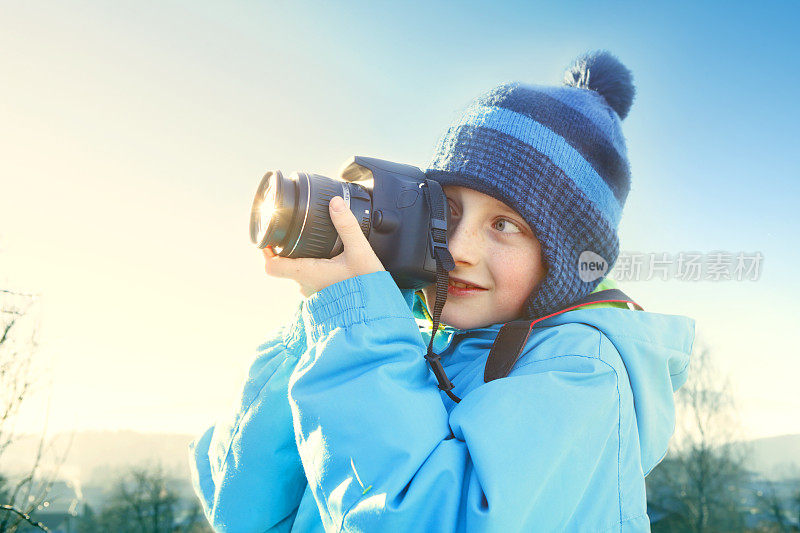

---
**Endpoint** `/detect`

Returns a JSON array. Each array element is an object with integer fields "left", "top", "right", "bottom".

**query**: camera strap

[
  {"left": 483, "top": 289, "right": 643, "bottom": 383},
  {"left": 420, "top": 179, "right": 460, "bottom": 403}
]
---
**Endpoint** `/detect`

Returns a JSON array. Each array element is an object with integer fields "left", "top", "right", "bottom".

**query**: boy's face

[{"left": 422, "top": 186, "right": 547, "bottom": 330}]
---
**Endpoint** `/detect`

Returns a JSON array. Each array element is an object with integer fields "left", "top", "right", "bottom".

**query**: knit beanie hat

[{"left": 426, "top": 50, "right": 636, "bottom": 320}]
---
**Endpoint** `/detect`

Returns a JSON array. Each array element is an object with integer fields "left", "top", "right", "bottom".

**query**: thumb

[{"left": 329, "top": 196, "right": 368, "bottom": 251}]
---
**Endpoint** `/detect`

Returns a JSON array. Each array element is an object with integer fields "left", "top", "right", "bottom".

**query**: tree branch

[{"left": 0, "top": 504, "right": 49, "bottom": 532}]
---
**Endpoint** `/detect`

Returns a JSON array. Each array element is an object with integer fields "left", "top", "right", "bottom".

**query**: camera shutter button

[
  {"left": 372, "top": 210, "right": 399, "bottom": 233},
  {"left": 372, "top": 210, "right": 383, "bottom": 229}
]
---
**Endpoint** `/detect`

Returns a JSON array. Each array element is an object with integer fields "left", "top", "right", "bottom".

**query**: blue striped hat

[{"left": 426, "top": 50, "right": 636, "bottom": 320}]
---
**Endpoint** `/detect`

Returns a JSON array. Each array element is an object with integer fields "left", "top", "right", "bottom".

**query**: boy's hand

[{"left": 262, "top": 196, "right": 385, "bottom": 298}]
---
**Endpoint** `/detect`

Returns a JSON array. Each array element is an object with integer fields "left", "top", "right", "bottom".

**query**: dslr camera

[{"left": 249, "top": 156, "right": 452, "bottom": 290}]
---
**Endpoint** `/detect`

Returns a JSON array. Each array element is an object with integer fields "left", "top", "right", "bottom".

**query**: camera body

[
  {"left": 250, "top": 156, "right": 447, "bottom": 289},
  {"left": 343, "top": 156, "right": 440, "bottom": 289}
]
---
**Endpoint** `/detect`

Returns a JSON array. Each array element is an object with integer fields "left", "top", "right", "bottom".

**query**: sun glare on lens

[
  {"left": 259, "top": 203, "right": 275, "bottom": 234},
  {"left": 259, "top": 183, "right": 277, "bottom": 235}
]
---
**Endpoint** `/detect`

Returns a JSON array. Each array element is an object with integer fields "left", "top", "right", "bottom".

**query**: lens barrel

[{"left": 249, "top": 170, "right": 371, "bottom": 258}]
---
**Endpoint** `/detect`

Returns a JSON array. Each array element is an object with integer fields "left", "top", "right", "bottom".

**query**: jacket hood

[
  {"left": 536, "top": 306, "right": 694, "bottom": 474},
  {"left": 406, "top": 280, "right": 695, "bottom": 476}
]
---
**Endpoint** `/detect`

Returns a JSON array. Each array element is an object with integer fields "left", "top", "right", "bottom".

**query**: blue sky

[{"left": 1, "top": 1, "right": 798, "bottom": 438}]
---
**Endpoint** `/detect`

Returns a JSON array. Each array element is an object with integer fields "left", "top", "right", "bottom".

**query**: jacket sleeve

[
  {"left": 288, "top": 271, "right": 632, "bottom": 532},
  {"left": 189, "top": 305, "right": 309, "bottom": 533}
]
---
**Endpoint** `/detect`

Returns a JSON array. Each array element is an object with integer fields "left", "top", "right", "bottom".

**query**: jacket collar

[{"left": 407, "top": 277, "right": 626, "bottom": 337}]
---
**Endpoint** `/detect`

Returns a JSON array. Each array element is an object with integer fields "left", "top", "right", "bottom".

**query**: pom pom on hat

[{"left": 563, "top": 50, "right": 635, "bottom": 120}]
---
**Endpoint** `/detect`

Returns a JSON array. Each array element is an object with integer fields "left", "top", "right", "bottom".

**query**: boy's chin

[
  {"left": 440, "top": 308, "right": 494, "bottom": 330},
  {"left": 422, "top": 288, "right": 502, "bottom": 330}
]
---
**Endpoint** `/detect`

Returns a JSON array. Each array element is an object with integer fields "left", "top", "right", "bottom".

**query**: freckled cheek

[{"left": 487, "top": 250, "right": 537, "bottom": 304}]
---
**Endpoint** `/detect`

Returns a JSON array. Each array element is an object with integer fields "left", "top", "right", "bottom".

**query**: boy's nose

[{"left": 447, "top": 221, "right": 481, "bottom": 266}]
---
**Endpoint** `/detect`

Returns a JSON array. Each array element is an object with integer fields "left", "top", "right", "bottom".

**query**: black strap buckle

[
  {"left": 423, "top": 183, "right": 454, "bottom": 270},
  {"left": 424, "top": 350, "right": 455, "bottom": 393}
]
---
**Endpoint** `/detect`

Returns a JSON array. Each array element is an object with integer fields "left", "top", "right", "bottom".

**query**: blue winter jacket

[{"left": 189, "top": 271, "right": 695, "bottom": 532}]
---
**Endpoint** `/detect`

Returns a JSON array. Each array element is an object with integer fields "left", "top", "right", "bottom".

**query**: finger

[
  {"left": 264, "top": 254, "right": 317, "bottom": 280},
  {"left": 329, "top": 196, "right": 368, "bottom": 251},
  {"left": 262, "top": 246, "right": 277, "bottom": 259}
]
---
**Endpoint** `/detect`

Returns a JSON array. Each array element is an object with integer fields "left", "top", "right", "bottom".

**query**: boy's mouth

[{"left": 447, "top": 277, "right": 488, "bottom": 295}]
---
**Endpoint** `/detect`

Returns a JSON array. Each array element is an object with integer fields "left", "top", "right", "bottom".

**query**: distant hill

[
  {"left": 2, "top": 430, "right": 196, "bottom": 485},
  {"left": 3, "top": 430, "right": 799, "bottom": 485},
  {"left": 738, "top": 434, "right": 800, "bottom": 479}
]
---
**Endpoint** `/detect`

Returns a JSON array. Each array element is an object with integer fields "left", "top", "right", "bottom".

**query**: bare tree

[
  {"left": 83, "top": 463, "right": 213, "bottom": 533},
  {"left": 646, "top": 342, "right": 749, "bottom": 532},
  {"left": 750, "top": 466, "right": 800, "bottom": 532},
  {"left": 753, "top": 480, "right": 793, "bottom": 532},
  {"left": 0, "top": 288, "right": 69, "bottom": 532}
]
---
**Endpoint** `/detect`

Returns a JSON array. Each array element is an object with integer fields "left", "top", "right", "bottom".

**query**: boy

[{"left": 189, "top": 51, "right": 695, "bottom": 532}]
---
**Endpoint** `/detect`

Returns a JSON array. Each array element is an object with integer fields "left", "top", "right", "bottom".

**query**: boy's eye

[
  {"left": 494, "top": 218, "right": 522, "bottom": 234},
  {"left": 446, "top": 199, "right": 458, "bottom": 220}
]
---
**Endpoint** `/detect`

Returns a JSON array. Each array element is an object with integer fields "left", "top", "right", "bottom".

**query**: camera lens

[
  {"left": 249, "top": 170, "right": 371, "bottom": 258},
  {"left": 249, "top": 170, "right": 293, "bottom": 250}
]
